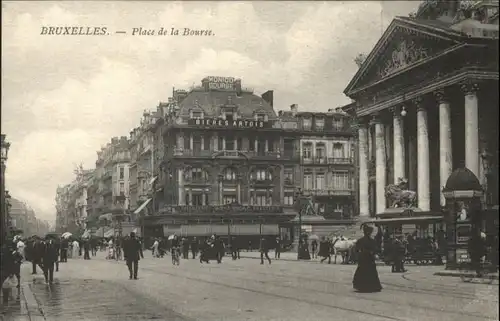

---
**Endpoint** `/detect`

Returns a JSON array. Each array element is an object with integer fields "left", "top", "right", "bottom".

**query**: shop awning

[
  {"left": 134, "top": 198, "right": 152, "bottom": 214},
  {"left": 369, "top": 216, "right": 443, "bottom": 224}
]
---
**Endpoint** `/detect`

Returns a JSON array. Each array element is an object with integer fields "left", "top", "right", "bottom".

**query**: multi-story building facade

[
  {"left": 96, "top": 137, "right": 131, "bottom": 212},
  {"left": 142, "top": 77, "right": 298, "bottom": 242},
  {"left": 279, "top": 105, "right": 355, "bottom": 219},
  {"left": 141, "top": 76, "right": 358, "bottom": 243},
  {"left": 10, "top": 197, "right": 50, "bottom": 236},
  {"left": 343, "top": 1, "right": 499, "bottom": 243},
  {"left": 55, "top": 185, "right": 70, "bottom": 232},
  {"left": 129, "top": 111, "right": 156, "bottom": 219},
  {"left": 94, "top": 136, "right": 132, "bottom": 237}
]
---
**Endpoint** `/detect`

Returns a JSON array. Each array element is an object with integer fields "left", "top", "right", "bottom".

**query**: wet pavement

[
  {"left": 1, "top": 254, "right": 498, "bottom": 321},
  {"left": 28, "top": 278, "right": 178, "bottom": 321},
  {"left": 0, "top": 287, "right": 30, "bottom": 321}
]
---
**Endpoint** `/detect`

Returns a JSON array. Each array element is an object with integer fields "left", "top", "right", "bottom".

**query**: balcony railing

[
  {"left": 302, "top": 157, "right": 353, "bottom": 165},
  {"left": 173, "top": 148, "right": 212, "bottom": 157},
  {"left": 173, "top": 148, "right": 286, "bottom": 160},
  {"left": 185, "top": 177, "right": 210, "bottom": 185},
  {"left": 245, "top": 151, "right": 281, "bottom": 159},
  {"left": 302, "top": 189, "right": 354, "bottom": 197},
  {"left": 158, "top": 204, "right": 284, "bottom": 215}
]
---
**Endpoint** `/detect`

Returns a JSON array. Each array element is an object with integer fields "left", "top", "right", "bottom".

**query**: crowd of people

[{"left": 148, "top": 234, "right": 278, "bottom": 265}]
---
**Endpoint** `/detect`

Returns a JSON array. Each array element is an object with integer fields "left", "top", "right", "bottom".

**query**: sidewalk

[
  {"left": 434, "top": 269, "right": 499, "bottom": 280},
  {"left": 0, "top": 263, "right": 45, "bottom": 321}
]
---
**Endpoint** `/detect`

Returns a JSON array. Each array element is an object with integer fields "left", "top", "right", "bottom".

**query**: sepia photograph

[{"left": 1, "top": 1, "right": 499, "bottom": 320}]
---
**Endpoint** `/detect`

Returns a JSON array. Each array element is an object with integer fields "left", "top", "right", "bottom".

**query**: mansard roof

[{"left": 177, "top": 90, "right": 277, "bottom": 120}]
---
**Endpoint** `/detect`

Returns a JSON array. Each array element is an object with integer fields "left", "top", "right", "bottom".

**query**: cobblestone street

[{"left": 2, "top": 253, "right": 497, "bottom": 321}]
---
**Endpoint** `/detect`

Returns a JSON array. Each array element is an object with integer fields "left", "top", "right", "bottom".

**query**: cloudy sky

[{"left": 2, "top": 1, "right": 420, "bottom": 223}]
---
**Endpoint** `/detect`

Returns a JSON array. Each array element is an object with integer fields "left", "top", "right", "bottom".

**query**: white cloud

[{"left": 2, "top": 1, "right": 420, "bottom": 224}]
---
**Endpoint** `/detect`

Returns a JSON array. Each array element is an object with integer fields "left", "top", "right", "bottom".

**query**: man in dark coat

[
  {"left": 259, "top": 237, "right": 271, "bottom": 265},
  {"left": 123, "top": 232, "right": 144, "bottom": 280},
  {"left": 213, "top": 235, "right": 225, "bottom": 264},
  {"left": 275, "top": 237, "right": 281, "bottom": 259},
  {"left": 60, "top": 238, "right": 69, "bottom": 262},
  {"left": 41, "top": 236, "right": 59, "bottom": 284},
  {"left": 182, "top": 238, "right": 190, "bottom": 259},
  {"left": 83, "top": 239, "right": 91, "bottom": 260},
  {"left": 191, "top": 237, "right": 198, "bottom": 259},
  {"left": 391, "top": 235, "right": 406, "bottom": 273},
  {"left": 28, "top": 237, "right": 44, "bottom": 275}
]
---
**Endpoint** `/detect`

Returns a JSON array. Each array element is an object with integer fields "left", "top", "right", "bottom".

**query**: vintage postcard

[{"left": 1, "top": 1, "right": 498, "bottom": 320}]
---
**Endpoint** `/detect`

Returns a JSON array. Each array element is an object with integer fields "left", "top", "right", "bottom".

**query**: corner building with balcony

[
  {"left": 143, "top": 77, "right": 299, "bottom": 243},
  {"left": 343, "top": 1, "right": 499, "bottom": 240},
  {"left": 279, "top": 105, "right": 356, "bottom": 221}
]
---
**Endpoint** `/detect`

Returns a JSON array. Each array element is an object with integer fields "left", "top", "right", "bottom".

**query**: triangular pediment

[{"left": 344, "top": 17, "right": 466, "bottom": 97}]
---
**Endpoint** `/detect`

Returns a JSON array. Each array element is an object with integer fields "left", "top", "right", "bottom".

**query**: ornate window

[
  {"left": 333, "top": 143, "right": 345, "bottom": 158},
  {"left": 315, "top": 117, "right": 324, "bottom": 130},
  {"left": 304, "top": 173, "right": 313, "bottom": 190},
  {"left": 303, "top": 117, "right": 312, "bottom": 130},
  {"left": 303, "top": 143, "right": 312, "bottom": 159},
  {"left": 222, "top": 167, "right": 237, "bottom": 181},
  {"left": 315, "top": 173, "right": 325, "bottom": 190},
  {"left": 333, "top": 118, "right": 344, "bottom": 131},
  {"left": 187, "top": 168, "right": 208, "bottom": 183},
  {"left": 316, "top": 143, "right": 326, "bottom": 160},
  {"left": 331, "top": 172, "right": 351, "bottom": 190},
  {"left": 251, "top": 169, "right": 272, "bottom": 181}
]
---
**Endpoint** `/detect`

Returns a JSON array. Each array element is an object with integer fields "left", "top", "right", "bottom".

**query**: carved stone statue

[{"left": 385, "top": 177, "right": 418, "bottom": 208}]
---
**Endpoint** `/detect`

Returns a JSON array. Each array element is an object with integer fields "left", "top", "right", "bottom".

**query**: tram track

[
  {"left": 136, "top": 264, "right": 406, "bottom": 321},
  {"left": 121, "top": 259, "right": 495, "bottom": 321},
  {"left": 220, "top": 262, "right": 481, "bottom": 300}
]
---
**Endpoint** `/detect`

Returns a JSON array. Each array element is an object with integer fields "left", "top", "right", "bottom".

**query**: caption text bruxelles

[{"left": 40, "top": 26, "right": 214, "bottom": 36}]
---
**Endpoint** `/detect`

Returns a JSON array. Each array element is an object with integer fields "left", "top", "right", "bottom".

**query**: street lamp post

[
  {"left": 294, "top": 188, "right": 304, "bottom": 261},
  {"left": 1, "top": 134, "right": 11, "bottom": 245}
]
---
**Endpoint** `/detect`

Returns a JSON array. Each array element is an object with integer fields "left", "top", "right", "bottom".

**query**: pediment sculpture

[
  {"left": 385, "top": 177, "right": 417, "bottom": 208},
  {"left": 378, "top": 40, "right": 429, "bottom": 78}
]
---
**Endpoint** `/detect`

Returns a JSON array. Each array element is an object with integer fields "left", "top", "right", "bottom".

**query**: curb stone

[
  {"left": 434, "top": 271, "right": 499, "bottom": 280},
  {"left": 21, "top": 284, "right": 45, "bottom": 321}
]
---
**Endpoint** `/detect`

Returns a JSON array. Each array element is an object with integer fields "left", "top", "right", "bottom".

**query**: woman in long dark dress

[{"left": 352, "top": 225, "right": 382, "bottom": 293}]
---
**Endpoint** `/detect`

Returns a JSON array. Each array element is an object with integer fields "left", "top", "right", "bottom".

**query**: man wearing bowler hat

[{"left": 123, "top": 232, "right": 144, "bottom": 280}]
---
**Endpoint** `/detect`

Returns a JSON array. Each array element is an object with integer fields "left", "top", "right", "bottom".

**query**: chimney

[
  {"left": 234, "top": 79, "right": 242, "bottom": 96},
  {"left": 201, "top": 77, "right": 210, "bottom": 91},
  {"left": 261, "top": 90, "right": 274, "bottom": 107},
  {"left": 290, "top": 104, "right": 298, "bottom": 116}
]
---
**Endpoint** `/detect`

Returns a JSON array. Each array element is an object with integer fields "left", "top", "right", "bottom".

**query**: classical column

[
  {"left": 367, "top": 126, "right": 373, "bottom": 160},
  {"left": 357, "top": 120, "right": 370, "bottom": 217},
  {"left": 188, "top": 190, "right": 193, "bottom": 206},
  {"left": 178, "top": 168, "right": 185, "bottom": 205},
  {"left": 254, "top": 139, "right": 258, "bottom": 152},
  {"left": 415, "top": 99, "right": 430, "bottom": 211},
  {"left": 372, "top": 115, "right": 386, "bottom": 214},
  {"left": 435, "top": 90, "right": 453, "bottom": 207},
  {"left": 202, "top": 193, "right": 206, "bottom": 206},
  {"left": 219, "top": 178, "right": 223, "bottom": 205},
  {"left": 213, "top": 134, "right": 218, "bottom": 151},
  {"left": 392, "top": 107, "right": 405, "bottom": 183},
  {"left": 237, "top": 180, "right": 241, "bottom": 204},
  {"left": 189, "top": 134, "right": 193, "bottom": 150},
  {"left": 461, "top": 82, "right": 480, "bottom": 178}
]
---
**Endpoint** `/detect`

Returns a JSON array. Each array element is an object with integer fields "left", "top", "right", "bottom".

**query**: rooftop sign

[
  {"left": 188, "top": 118, "right": 272, "bottom": 129},
  {"left": 207, "top": 76, "right": 236, "bottom": 91}
]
